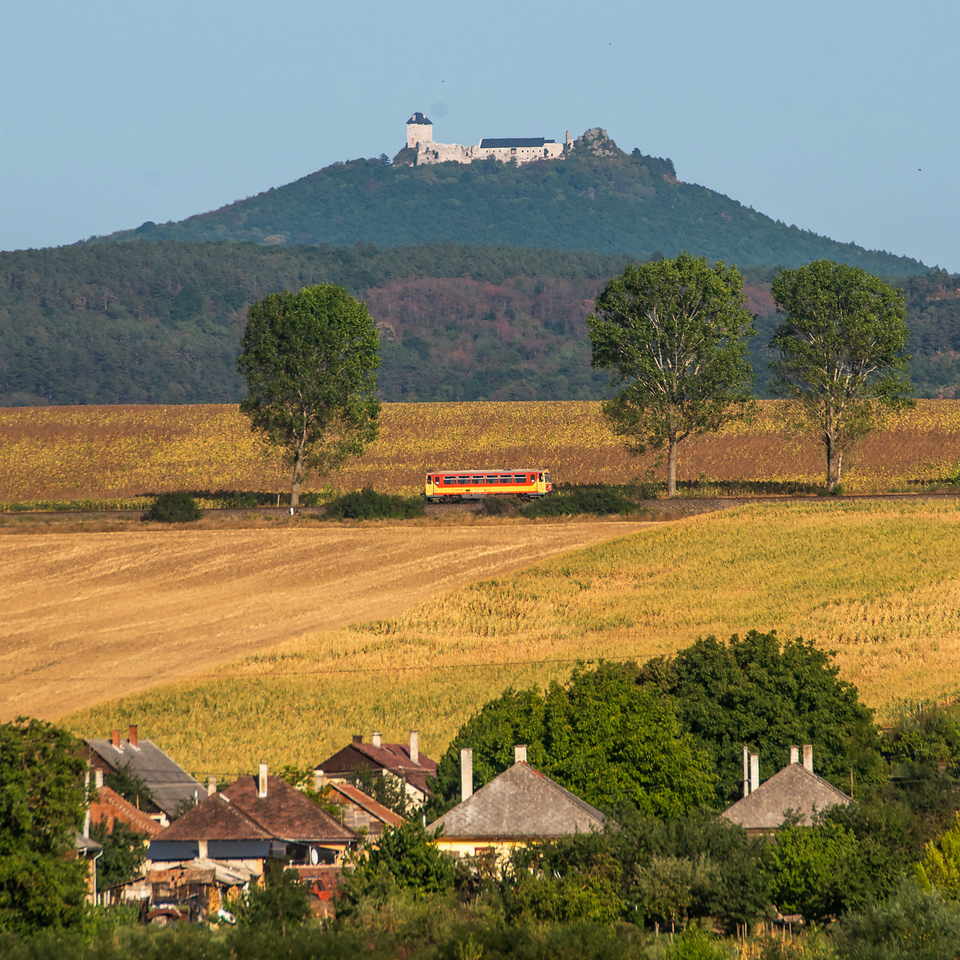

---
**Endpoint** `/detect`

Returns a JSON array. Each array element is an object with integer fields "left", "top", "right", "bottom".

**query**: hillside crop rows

[
  {"left": 3, "top": 400, "right": 960, "bottom": 507},
  {"left": 59, "top": 500, "right": 960, "bottom": 778}
]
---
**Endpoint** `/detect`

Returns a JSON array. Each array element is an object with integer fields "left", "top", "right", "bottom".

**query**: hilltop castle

[{"left": 403, "top": 112, "right": 573, "bottom": 166}]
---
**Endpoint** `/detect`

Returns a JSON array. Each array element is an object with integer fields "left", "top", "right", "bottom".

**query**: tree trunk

[
  {"left": 666, "top": 439, "right": 678, "bottom": 498},
  {"left": 290, "top": 448, "right": 304, "bottom": 509},
  {"left": 825, "top": 433, "right": 842, "bottom": 492}
]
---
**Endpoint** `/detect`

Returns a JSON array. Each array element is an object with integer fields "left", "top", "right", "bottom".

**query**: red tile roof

[{"left": 89, "top": 786, "right": 163, "bottom": 838}]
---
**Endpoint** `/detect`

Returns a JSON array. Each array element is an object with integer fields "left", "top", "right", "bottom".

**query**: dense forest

[
  {"left": 100, "top": 130, "right": 925, "bottom": 277},
  {"left": 1, "top": 241, "right": 958, "bottom": 405}
]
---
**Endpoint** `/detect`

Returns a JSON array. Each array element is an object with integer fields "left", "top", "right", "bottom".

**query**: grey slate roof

[
  {"left": 722, "top": 763, "right": 852, "bottom": 832},
  {"left": 85, "top": 737, "right": 204, "bottom": 818},
  {"left": 427, "top": 762, "right": 608, "bottom": 840},
  {"left": 407, "top": 112, "right": 432, "bottom": 124},
  {"left": 479, "top": 138, "right": 555, "bottom": 148}
]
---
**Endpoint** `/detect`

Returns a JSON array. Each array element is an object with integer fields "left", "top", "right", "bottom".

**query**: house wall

[{"left": 432, "top": 837, "right": 526, "bottom": 862}]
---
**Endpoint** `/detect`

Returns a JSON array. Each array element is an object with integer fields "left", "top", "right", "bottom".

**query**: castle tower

[{"left": 406, "top": 112, "right": 433, "bottom": 149}]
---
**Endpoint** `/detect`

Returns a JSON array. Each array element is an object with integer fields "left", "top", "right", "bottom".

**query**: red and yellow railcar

[{"left": 424, "top": 468, "right": 552, "bottom": 503}]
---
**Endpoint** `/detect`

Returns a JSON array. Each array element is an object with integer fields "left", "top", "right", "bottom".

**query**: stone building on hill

[{"left": 402, "top": 112, "right": 573, "bottom": 166}]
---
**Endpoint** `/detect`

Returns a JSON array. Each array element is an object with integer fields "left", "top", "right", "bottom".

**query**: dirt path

[{"left": 0, "top": 520, "right": 647, "bottom": 722}]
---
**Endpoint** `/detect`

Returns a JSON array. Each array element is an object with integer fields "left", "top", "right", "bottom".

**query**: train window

[
  {"left": 457, "top": 476, "right": 471, "bottom": 485},
  {"left": 443, "top": 476, "right": 456, "bottom": 484},
  {"left": 485, "top": 475, "right": 499, "bottom": 483},
  {"left": 514, "top": 474, "right": 527, "bottom": 483},
  {"left": 500, "top": 475, "right": 512, "bottom": 483},
  {"left": 472, "top": 475, "right": 484, "bottom": 483}
]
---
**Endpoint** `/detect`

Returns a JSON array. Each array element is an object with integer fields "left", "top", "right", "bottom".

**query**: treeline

[
  {"left": 2, "top": 241, "right": 958, "bottom": 406},
  {"left": 98, "top": 133, "right": 927, "bottom": 278}
]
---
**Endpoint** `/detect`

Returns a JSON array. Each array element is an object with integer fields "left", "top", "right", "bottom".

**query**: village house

[
  {"left": 403, "top": 112, "right": 573, "bottom": 166},
  {"left": 722, "top": 745, "right": 853, "bottom": 837},
  {"left": 84, "top": 725, "right": 205, "bottom": 826},
  {"left": 313, "top": 771, "right": 405, "bottom": 836},
  {"left": 427, "top": 746, "right": 610, "bottom": 860},
  {"left": 313, "top": 730, "right": 437, "bottom": 807},
  {"left": 145, "top": 764, "right": 359, "bottom": 921}
]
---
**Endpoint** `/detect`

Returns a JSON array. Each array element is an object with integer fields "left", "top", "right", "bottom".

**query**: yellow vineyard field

[
  {"left": 3, "top": 400, "right": 960, "bottom": 504},
  {"left": 65, "top": 500, "right": 960, "bottom": 778}
]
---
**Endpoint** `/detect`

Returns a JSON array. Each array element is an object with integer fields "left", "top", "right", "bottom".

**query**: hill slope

[
  {"left": 105, "top": 129, "right": 924, "bottom": 277},
  {"left": 2, "top": 242, "right": 958, "bottom": 405}
]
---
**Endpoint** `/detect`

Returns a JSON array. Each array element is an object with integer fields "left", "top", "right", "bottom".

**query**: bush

[
  {"left": 520, "top": 483, "right": 643, "bottom": 518},
  {"left": 142, "top": 492, "right": 203, "bottom": 523},
  {"left": 322, "top": 487, "right": 425, "bottom": 520}
]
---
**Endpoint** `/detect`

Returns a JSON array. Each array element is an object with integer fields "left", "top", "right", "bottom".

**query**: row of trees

[{"left": 588, "top": 256, "right": 912, "bottom": 494}]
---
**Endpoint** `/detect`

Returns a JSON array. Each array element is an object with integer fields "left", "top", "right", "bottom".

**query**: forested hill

[
  {"left": 2, "top": 241, "right": 958, "bottom": 406},
  {"left": 102, "top": 130, "right": 924, "bottom": 278}
]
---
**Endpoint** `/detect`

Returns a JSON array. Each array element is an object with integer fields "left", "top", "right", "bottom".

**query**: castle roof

[
  {"left": 480, "top": 138, "right": 555, "bottom": 149},
  {"left": 407, "top": 112, "right": 432, "bottom": 125}
]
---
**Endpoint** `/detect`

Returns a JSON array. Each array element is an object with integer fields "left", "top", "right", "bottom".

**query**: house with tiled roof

[
  {"left": 427, "top": 746, "right": 611, "bottom": 860},
  {"left": 149, "top": 764, "right": 358, "bottom": 874},
  {"left": 313, "top": 773, "right": 405, "bottom": 836},
  {"left": 84, "top": 725, "right": 204, "bottom": 825},
  {"left": 722, "top": 745, "right": 853, "bottom": 837},
  {"left": 313, "top": 730, "right": 437, "bottom": 807}
]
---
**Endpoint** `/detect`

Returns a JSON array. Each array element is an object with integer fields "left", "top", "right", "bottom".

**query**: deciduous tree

[
  {"left": 237, "top": 284, "right": 380, "bottom": 508},
  {"left": 0, "top": 719, "right": 88, "bottom": 933},
  {"left": 769, "top": 259, "right": 912, "bottom": 491},
  {"left": 587, "top": 253, "right": 755, "bottom": 496}
]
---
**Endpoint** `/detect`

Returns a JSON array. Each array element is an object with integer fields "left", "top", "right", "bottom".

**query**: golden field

[
  {"left": 55, "top": 499, "right": 960, "bottom": 780},
  {"left": 4, "top": 401, "right": 960, "bottom": 779},
  {"left": 2, "top": 399, "right": 960, "bottom": 506}
]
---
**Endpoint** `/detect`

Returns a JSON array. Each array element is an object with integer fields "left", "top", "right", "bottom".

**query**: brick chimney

[
  {"left": 410, "top": 731, "right": 419, "bottom": 765},
  {"left": 372, "top": 730, "right": 381, "bottom": 748},
  {"left": 461, "top": 748, "right": 473, "bottom": 802},
  {"left": 128, "top": 725, "right": 138, "bottom": 748},
  {"left": 352, "top": 734, "right": 362, "bottom": 744},
  {"left": 514, "top": 745, "right": 527, "bottom": 764},
  {"left": 802, "top": 744, "right": 814, "bottom": 773},
  {"left": 258, "top": 762, "right": 268, "bottom": 798},
  {"left": 112, "top": 729, "right": 121, "bottom": 749}
]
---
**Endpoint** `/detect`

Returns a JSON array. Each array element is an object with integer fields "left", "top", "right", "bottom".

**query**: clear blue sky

[{"left": 3, "top": 0, "right": 958, "bottom": 271}]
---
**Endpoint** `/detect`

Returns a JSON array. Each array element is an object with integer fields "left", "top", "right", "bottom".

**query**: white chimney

[
  {"left": 95, "top": 768, "right": 104, "bottom": 790},
  {"left": 803, "top": 744, "right": 814, "bottom": 773},
  {"left": 207, "top": 776, "right": 217, "bottom": 797},
  {"left": 410, "top": 731, "right": 419, "bottom": 765},
  {"left": 372, "top": 730, "right": 382, "bottom": 748},
  {"left": 84, "top": 768, "right": 91, "bottom": 837},
  {"left": 743, "top": 746, "right": 750, "bottom": 798},
  {"left": 314, "top": 769, "right": 327, "bottom": 791},
  {"left": 790, "top": 745, "right": 800, "bottom": 765},
  {"left": 461, "top": 748, "right": 473, "bottom": 802},
  {"left": 514, "top": 744, "right": 527, "bottom": 764},
  {"left": 258, "top": 762, "right": 268, "bottom": 798},
  {"left": 749, "top": 753, "right": 760, "bottom": 794}
]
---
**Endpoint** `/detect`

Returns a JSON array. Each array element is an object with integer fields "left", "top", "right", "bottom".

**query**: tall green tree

[
  {"left": 769, "top": 259, "right": 912, "bottom": 491},
  {"left": 587, "top": 253, "right": 755, "bottom": 496},
  {"left": 0, "top": 719, "right": 88, "bottom": 933},
  {"left": 639, "top": 631, "right": 883, "bottom": 801},
  {"left": 237, "top": 284, "right": 381, "bottom": 507},
  {"left": 428, "top": 662, "right": 715, "bottom": 820}
]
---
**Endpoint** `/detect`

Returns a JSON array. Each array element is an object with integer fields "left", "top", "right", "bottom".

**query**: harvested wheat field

[{"left": 0, "top": 519, "right": 645, "bottom": 723}]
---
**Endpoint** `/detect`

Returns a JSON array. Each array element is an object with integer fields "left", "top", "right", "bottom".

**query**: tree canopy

[
  {"left": 640, "top": 630, "right": 883, "bottom": 801},
  {"left": 587, "top": 253, "right": 756, "bottom": 496},
  {"left": 237, "top": 284, "right": 381, "bottom": 507},
  {"left": 0, "top": 719, "right": 88, "bottom": 934},
  {"left": 428, "top": 661, "right": 715, "bottom": 820},
  {"left": 769, "top": 259, "right": 913, "bottom": 491}
]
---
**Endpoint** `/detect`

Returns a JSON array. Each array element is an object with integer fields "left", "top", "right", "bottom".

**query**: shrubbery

[
  {"left": 142, "top": 492, "right": 203, "bottom": 523},
  {"left": 520, "top": 483, "right": 645, "bottom": 517},
  {"left": 322, "top": 487, "right": 425, "bottom": 520}
]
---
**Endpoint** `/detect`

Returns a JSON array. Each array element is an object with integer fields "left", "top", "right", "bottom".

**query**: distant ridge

[{"left": 101, "top": 128, "right": 925, "bottom": 277}]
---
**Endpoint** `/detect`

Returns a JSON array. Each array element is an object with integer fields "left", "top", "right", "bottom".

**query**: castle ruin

[{"left": 403, "top": 112, "right": 573, "bottom": 166}]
